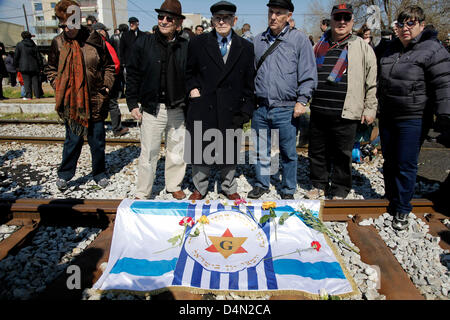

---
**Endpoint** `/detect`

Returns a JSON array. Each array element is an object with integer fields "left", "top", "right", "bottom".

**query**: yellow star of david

[{"left": 205, "top": 228, "right": 248, "bottom": 259}]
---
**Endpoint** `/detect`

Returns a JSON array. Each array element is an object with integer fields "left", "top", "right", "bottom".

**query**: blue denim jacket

[{"left": 254, "top": 26, "right": 317, "bottom": 107}]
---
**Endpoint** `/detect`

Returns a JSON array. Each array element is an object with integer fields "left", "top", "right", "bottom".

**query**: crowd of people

[
  {"left": 0, "top": 31, "right": 46, "bottom": 100},
  {"left": 1, "top": 0, "right": 449, "bottom": 232}
]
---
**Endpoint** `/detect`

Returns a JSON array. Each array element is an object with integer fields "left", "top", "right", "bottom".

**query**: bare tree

[{"left": 346, "top": 0, "right": 449, "bottom": 41}]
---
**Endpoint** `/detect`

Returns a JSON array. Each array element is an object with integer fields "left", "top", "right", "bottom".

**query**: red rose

[
  {"left": 179, "top": 217, "right": 195, "bottom": 227},
  {"left": 311, "top": 241, "right": 321, "bottom": 252}
]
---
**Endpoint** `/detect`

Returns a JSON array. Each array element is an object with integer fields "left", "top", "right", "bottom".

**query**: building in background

[{"left": 31, "top": 0, "right": 128, "bottom": 46}]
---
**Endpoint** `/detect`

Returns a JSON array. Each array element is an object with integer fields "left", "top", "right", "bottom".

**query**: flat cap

[
  {"left": 266, "top": 0, "right": 294, "bottom": 12},
  {"left": 210, "top": 1, "right": 237, "bottom": 15},
  {"left": 128, "top": 16, "right": 139, "bottom": 23}
]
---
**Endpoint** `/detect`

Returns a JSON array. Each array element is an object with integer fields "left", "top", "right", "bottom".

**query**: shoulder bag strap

[{"left": 256, "top": 38, "right": 282, "bottom": 71}]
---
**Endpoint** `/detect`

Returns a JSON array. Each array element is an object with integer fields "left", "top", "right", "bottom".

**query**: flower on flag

[
  {"left": 311, "top": 241, "right": 321, "bottom": 252},
  {"left": 261, "top": 201, "right": 276, "bottom": 210},
  {"left": 234, "top": 198, "right": 247, "bottom": 206},
  {"left": 260, "top": 201, "right": 279, "bottom": 241},
  {"left": 179, "top": 217, "right": 195, "bottom": 227},
  {"left": 198, "top": 215, "right": 209, "bottom": 225}
]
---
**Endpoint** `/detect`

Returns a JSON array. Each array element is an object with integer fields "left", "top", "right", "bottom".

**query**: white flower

[{"left": 319, "top": 288, "right": 329, "bottom": 300}]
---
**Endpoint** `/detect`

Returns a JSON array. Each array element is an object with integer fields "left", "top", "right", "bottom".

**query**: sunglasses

[
  {"left": 158, "top": 15, "right": 175, "bottom": 23},
  {"left": 333, "top": 13, "right": 352, "bottom": 22},
  {"left": 396, "top": 20, "right": 418, "bottom": 28}
]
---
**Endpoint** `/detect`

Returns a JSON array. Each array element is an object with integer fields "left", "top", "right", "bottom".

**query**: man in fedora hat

[
  {"left": 120, "top": 16, "right": 145, "bottom": 83},
  {"left": 126, "top": 0, "right": 189, "bottom": 200},
  {"left": 185, "top": 1, "right": 255, "bottom": 201},
  {"left": 248, "top": 0, "right": 317, "bottom": 199}
]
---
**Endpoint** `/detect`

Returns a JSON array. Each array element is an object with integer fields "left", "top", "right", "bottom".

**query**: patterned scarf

[
  {"left": 55, "top": 38, "right": 90, "bottom": 136},
  {"left": 314, "top": 32, "right": 350, "bottom": 83}
]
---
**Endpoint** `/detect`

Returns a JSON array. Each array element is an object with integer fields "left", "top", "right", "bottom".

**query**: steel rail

[
  {"left": 0, "top": 198, "right": 443, "bottom": 220},
  {"left": 0, "top": 198, "right": 447, "bottom": 301},
  {"left": 0, "top": 135, "right": 140, "bottom": 146}
]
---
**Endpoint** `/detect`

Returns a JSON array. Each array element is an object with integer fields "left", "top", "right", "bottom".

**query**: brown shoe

[
  {"left": 113, "top": 127, "right": 129, "bottom": 137},
  {"left": 224, "top": 192, "right": 241, "bottom": 201},
  {"left": 188, "top": 189, "right": 204, "bottom": 200},
  {"left": 171, "top": 190, "right": 186, "bottom": 200}
]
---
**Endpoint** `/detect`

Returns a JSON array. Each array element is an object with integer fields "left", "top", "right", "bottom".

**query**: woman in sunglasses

[
  {"left": 378, "top": 6, "right": 450, "bottom": 230},
  {"left": 44, "top": 0, "right": 116, "bottom": 191}
]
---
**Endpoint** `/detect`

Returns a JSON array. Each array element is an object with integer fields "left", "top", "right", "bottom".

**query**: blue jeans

[
  {"left": 58, "top": 121, "right": 107, "bottom": 183},
  {"left": 251, "top": 105, "right": 298, "bottom": 194},
  {"left": 379, "top": 118, "right": 422, "bottom": 214}
]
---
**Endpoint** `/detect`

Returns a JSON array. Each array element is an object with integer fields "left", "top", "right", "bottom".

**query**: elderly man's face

[
  {"left": 268, "top": 6, "right": 292, "bottom": 35},
  {"left": 130, "top": 22, "right": 139, "bottom": 31},
  {"left": 157, "top": 14, "right": 181, "bottom": 38},
  {"left": 331, "top": 12, "right": 353, "bottom": 40},
  {"left": 212, "top": 14, "right": 237, "bottom": 37}
]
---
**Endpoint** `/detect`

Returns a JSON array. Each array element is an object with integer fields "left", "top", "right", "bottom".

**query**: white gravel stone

[{"left": 0, "top": 139, "right": 445, "bottom": 300}]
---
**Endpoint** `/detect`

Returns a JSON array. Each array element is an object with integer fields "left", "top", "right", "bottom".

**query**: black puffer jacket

[
  {"left": 378, "top": 29, "right": 450, "bottom": 120},
  {"left": 14, "top": 38, "right": 43, "bottom": 73}
]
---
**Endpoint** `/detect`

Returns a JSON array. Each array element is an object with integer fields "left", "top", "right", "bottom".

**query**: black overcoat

[{"left": 185, "top": 30, "right": 255, "bottom": 165}]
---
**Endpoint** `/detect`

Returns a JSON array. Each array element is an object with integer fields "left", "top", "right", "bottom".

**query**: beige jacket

[{"left": 341, "top": 35, "right": 378, "bottom": 120}]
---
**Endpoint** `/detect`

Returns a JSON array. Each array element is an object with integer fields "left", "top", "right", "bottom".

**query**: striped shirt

[{"left": 311, "top": 44, "right": 348, "bottom": 115}]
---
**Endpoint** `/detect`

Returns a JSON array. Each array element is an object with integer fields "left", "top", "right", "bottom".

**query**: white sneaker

[
  {"left": 306, "top": 188, "right": 325, "bottom": 200},
  {"left": 392, "top": 212, "right": 409, "bottom": 230},
  {"left": 97, "top": 178, "right": 109, "bottom": 189},
  {"left": 56, "top": 178, "right": 68, "bottom": 191}
]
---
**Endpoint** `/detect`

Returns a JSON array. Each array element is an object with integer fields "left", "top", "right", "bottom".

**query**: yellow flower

[
  {"left": 262, "top": 201, "right": 277, "bottom": 210},
  {"left": 198, "top": 215, "right": 210, "bottom": 225}
]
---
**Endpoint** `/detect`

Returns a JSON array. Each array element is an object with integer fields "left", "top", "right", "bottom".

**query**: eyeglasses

[
  {"left": 396, "top": 20, "right": 418, "bottom": 29},
  {"left": 332, "top": 13, "right": 352, "bottom": 22},
  {"left": 212, "top": 15, "right": 234, "bottom": 23},
  {"left": 158, "top": 15, "right": 175, "bottom": 23}
]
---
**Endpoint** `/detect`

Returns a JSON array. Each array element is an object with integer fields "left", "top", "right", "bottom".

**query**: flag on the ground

[{"left": 93, "top": 199, "right": 358, "bottom": 298}]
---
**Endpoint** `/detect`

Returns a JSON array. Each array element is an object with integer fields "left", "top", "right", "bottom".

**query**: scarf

[
  {"left": 55, "top": 37, "right": 90, "bottom": 136},
  {"left": 314, "top": 32, "right": 351, "bottom": 83},
  {"left": 156, "top": 30, "right": 186, "bottom": 108}
]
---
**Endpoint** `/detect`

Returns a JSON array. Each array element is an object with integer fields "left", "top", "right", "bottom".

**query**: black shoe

[
  {"left": 281, "top": 193, "right": 294, "bottom": 200},
  {"left": 247, "top": 186, "right": 269, "bottom": 199}
]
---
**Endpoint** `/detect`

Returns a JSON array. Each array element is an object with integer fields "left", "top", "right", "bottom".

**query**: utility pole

[
  {"left": 23, "top": 4, "right": 29, "bottom": 31},
  {"left": 111, "top": 0, "right": 117, "bottom": 30}
]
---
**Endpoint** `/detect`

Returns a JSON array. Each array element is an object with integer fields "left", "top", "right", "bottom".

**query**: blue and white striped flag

[{"left": 94, "top": 199, "right": 357, "bottom": 298}]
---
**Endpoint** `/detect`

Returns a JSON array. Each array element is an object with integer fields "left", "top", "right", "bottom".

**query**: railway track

[
  {"left": 0, "top": 135, "right": 140, "bottom": 146},
  {"left": 0, "top": 198, "right": 448, "bottom": 301}
]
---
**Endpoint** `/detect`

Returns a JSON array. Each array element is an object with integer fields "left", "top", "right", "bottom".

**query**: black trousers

[
  {"left": 21, "top": 71, "right": 41, "bottom": 99},
  {"left": 0, "top": 76, "right": 4, "bottom": 98},
  {"left": 9, "top": 73, "right": 17, "bottom": 87},
  {"left": 108, "top": 78, "right": 123, "bottom": 133},
  {"left": 308, "top": 110, "right": 359, "bottom": 197}
]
